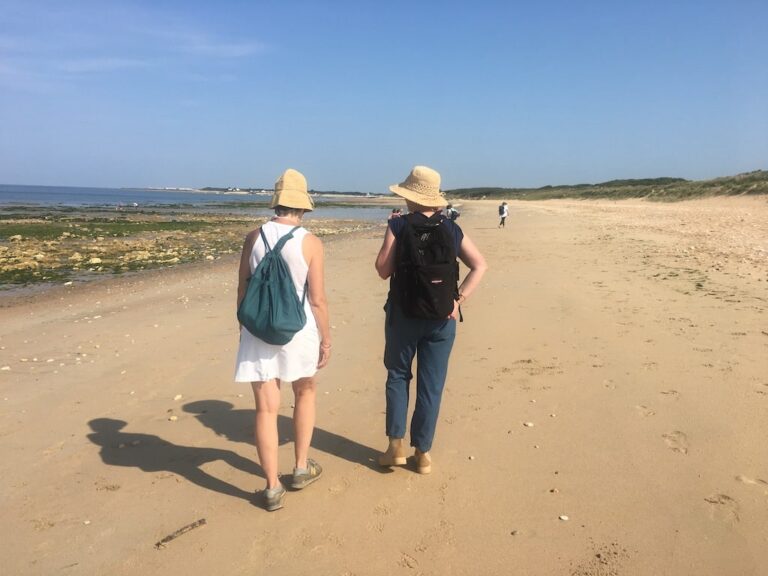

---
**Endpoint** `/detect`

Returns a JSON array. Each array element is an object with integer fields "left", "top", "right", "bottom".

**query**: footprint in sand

[
  {"left": 327, "top": 476, "right": 352, "bottom": 496},
  {"left": 414, "top": 519, "right": 456, "bottom": 552},
  {"left": 660, "top": 389, "right": 680, "bottom": 400},
  {"left": 367, "top": 502, "right": 392, "bottom": 532},
  {"left": 735, "top": 475, "right": 768, "bottom": 492},
  {"left": 399, "top": 553, "right": 419, "bottom": 569},
  {"left": 569, "top": 541, "right": 629, "bottom": 576},
  {"left": 635, "top": 405, "right": 656, "bottom": 417},
  {"left": 662, "top": 431, "right": 689, "bottom": 454},
  {"left": 704, "top": 494, "right": 740, "bottom": 524}
]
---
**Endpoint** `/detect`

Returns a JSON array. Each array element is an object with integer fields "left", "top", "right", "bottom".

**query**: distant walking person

[
  {"left": 235, "top": 168, "right": 331, "bottom": 511},
  {"left": 445, "top": 203, "right": 460, "bottom": 221},
  {"left": 498, "top": 201, "right": 509, "bottom": 228},
  {"left": 375, "top": 166, "right": 487, "bottom": 474}
]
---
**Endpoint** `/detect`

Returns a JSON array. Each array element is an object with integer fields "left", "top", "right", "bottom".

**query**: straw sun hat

[
  {"left": 389, "top": 165, "right": 447, "bottom": 208},
  {"left": 270, "top": 168, "right": 315, "bottom": 211}
]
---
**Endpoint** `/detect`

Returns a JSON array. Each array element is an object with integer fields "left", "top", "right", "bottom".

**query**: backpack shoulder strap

[
  {"left": 263, "top": 226, "right": 307, "bottom": 304},
  {"left": 265, "top": 225, "right": 301, "bottom": 254},
  {"left": 259, "top": 227, "right": 272, "bottom": 252},
  {"left": 401, "top": 213, "right": 418, "bottom": 230}
]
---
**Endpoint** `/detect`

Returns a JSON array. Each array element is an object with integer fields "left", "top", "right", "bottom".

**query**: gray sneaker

[
  {"left": 262, "top": 484, "right": 286, "bottom": 511},
  {"left": 291, "top": 458, "right": 323, "bottom": 489}
]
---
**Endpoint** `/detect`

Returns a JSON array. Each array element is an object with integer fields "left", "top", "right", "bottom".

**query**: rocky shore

[{"left": 0, "top": 206, "right": 378, "bottom": 289}]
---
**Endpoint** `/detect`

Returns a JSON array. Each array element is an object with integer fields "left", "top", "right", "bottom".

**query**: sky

[{"left": 1, "top": 0, "right": 766, "bottom": 192}]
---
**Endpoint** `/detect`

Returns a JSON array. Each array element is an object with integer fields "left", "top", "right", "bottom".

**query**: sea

[{"left": 0, "top": 184, "right": 394, "bottom": 222}]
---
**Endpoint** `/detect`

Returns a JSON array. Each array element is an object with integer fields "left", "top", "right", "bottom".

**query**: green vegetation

[
  {"left": 0, "top": 208, "right": 256, "bottom": 286},
  {"left": 0, "top": 218, "right": 218, "bottom": 242},
  {"left": 0, "top": 206, "right": 376, "bottom": 288},
  {"left": 445, "top": 170, "right": 768, "bottom": 201}
]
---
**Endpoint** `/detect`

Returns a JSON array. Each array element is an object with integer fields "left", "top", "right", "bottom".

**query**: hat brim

[
  {"left": 270, "top": 188, "right": 314, "bottom": 211},
  {"left": 388, "top": 184, "right": 448, "bottom": 208}
]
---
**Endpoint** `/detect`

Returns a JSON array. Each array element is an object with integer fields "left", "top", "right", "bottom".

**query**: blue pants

[{"left": 384, "top": 302, "right": 456, "bottom": 452}]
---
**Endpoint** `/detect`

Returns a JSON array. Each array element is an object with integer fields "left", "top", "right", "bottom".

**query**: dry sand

[{"left": 1, "top": 197, "right": 767, "bottom": 575}]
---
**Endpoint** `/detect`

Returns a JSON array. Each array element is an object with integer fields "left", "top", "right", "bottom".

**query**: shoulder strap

[
  {"left": 402, "top": 213, "right": 418, "bottom": 229},
  {"left": 402, "top": 212, "right": 444, "bottom": 229},
  {"left": 260, "top": 226, "right": 308, "bottom": 304},
  {"left": 259, "top": 227, "right": 271, "bottom": 252},
  {"left": 261, "top": 225, "right": 301, "bottom": 254}
]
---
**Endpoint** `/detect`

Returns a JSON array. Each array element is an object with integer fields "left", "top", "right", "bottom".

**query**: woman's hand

[
  {"left": 448, "top": 298, "right": 461, "bottom": 320},
  {"left": 317, "top": 342, "right": 331, "bottom": 369}
]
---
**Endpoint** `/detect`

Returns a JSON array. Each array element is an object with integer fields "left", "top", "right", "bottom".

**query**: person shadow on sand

[
  {"left": 181, "top": 400, "right": 381, "bottom": 472},
  {"left": 86, "top": 418, "right": 262, "bottom": 502}
]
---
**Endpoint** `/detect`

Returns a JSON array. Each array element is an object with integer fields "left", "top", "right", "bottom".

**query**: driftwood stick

[{"left": 154, "top": 518, "right": 207, "bottom": 549}]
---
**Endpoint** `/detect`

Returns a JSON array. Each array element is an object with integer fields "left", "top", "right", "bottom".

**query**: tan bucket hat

[
  {"left": 270, "top": 168, "right": 315, "bottom": 211},
  {"left": 389, "top": 165, "right": 447, "bottom": 208}
]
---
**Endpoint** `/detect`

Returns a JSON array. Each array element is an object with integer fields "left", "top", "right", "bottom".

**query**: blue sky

[{"left": 1, "top": 0, "right": 766, "bottom": 192}]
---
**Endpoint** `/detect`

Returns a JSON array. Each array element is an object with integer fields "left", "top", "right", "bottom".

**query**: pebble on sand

[
  {"left": 168, "top": 415, "right": 178, "bottom": 422},
  {"left": 523, "top": 422, "right": 535, "bottom": 427},
  {"left": 173, "top": 394, "right": 183, "bottom": 401},
  {"left": 1, "top": 366, "right": 10, "bottom": 371},
  {"left": 559, "top": 515, "right": 569, "bottom": 521}
]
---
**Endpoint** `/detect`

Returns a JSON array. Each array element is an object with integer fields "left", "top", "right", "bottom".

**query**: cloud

[
  {"left": 0, "top": 59, "right": 58, "bottom": 92},
  {"left": 55, "top": 57, "right": 150, "bottom": 74},
  {"left": 137, "top": 26, "right": 266, "bottom": 59},
  {"left": 0, "top": 3, "right": 268, "bottom": 92},
  {"left": 180, "top": 39, "right": 264, "bottom": 58}
]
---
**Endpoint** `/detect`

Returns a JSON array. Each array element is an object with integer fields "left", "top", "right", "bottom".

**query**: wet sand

[{"left": 1, "top": 197, "right": 766, "bottom": 575}]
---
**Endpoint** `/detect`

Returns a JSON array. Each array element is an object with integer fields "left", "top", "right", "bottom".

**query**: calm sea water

[{"left": 0, "top": 184, "right": 394, "bottom": 221}]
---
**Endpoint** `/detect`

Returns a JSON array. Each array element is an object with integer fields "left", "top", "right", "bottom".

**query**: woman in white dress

[{"left": 235, "top": 168, "right": 331, "bottom": 511}]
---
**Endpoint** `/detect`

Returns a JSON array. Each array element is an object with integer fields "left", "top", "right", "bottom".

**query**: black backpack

[
  {"left": 392, "top": 213, "right": 459, "bottom": 319},
  {"left": 498, "top": 204, "right": 505, "bottom": 216}
]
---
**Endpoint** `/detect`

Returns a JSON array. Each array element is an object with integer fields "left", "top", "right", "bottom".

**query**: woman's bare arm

[
  {"left": 375, "top": 227, "right": 397, "bottom": 279},
  {"left": 449, "top": 233, "right": 488, "bottom": 319},
  {"left": 303, "top": 233, "right": 331, "bottom": 368}
]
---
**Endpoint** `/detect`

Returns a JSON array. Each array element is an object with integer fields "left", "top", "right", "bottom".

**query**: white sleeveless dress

[{"left": 234, "top": 221, "right": 319, "bottom": 382}]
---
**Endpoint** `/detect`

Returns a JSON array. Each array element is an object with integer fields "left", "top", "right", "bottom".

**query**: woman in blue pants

[{"left": 375, "top": 166, "right": 487, "bottom": 474}]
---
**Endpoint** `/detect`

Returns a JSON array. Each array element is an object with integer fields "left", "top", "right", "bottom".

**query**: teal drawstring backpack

[{"left": 237, "top": 226, "right": 307, "bottom": 345}]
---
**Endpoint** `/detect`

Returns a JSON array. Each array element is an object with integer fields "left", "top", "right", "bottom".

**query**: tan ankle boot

[
  {"left": 378, "top": 438, "right": 407, "bottom": 467},
  {"left": 414, "top": 449, "right": 432, "bottom": 474}
]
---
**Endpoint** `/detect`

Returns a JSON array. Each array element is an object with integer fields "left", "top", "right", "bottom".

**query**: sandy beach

[{"left": 1, "top": 197, "right": 767, "bottom": 575}]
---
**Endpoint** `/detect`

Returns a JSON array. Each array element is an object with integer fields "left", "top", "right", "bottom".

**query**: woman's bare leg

[
  {"left": 292, "top": 377, "right": 317, "bottom": 470},
  {"left": 251, "top": 379, "right": 281, "bottom": 489}
]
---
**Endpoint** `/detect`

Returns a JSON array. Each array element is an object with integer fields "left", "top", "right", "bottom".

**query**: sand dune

[{"left": 1, "top": 197, "right": 766, "bottom": 575}]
